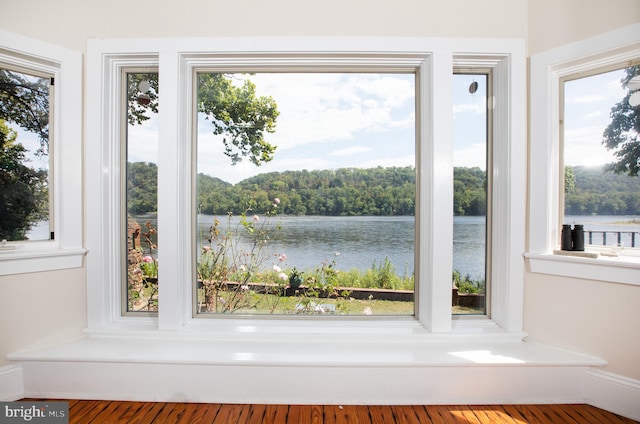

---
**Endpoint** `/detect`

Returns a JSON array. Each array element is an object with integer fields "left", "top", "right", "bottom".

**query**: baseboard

[
  {"left": 0, "top": 364, "right": 24, "bottom": 401},
  {"left": 584, "top": 368, "right": 640, "bottom": 421}
]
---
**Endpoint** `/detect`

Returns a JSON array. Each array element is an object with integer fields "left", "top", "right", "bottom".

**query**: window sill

[
  {"left": 524, "top": 251, "right": 640, "bottom": 286},
  {"left": 0, "top": 246, "right": 87, "bottom": 276}
]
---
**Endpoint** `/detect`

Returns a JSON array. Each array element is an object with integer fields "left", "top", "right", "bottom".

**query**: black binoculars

[{"left": 561, "top": 224, "right": 584, "bottom": 251}]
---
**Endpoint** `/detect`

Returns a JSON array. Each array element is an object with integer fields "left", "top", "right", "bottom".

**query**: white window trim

[
  {"left": 527, "top": 23, "right": 640, "bottom": 287},
  {"left": 85, "top": 37, "right": 526, "bottom": 340},
  {"left": 0, "top": 30, "right": 84, "bottom": 276}
]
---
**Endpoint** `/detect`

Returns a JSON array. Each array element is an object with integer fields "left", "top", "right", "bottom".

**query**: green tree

[
  {"left": 602, "top": 65, "right": 640, "bottom": 176},
  {"left": 0, "top": 120, "right": 48, "bottom": 240},
  {"left": 0, "top": 69, "right": 49, "bottom": 154},
  {"left": 127, "top": 73, "right": 279, "bottom": 167}
]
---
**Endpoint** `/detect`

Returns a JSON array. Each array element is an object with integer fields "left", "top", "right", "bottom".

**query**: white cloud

[{"left": 330, "top": 146, "right": 371, "bottom": 157}]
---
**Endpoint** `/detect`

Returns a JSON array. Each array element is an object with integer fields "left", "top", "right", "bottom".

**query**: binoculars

[{"left": 561, "top": 224, "right": 584, "bottom": 251}]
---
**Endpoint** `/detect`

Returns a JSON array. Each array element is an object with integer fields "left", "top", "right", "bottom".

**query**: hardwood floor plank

[
  {"left": 190, "top": 403, "right": 222, "bottom": 424},
  {"left": 134, "top": 402, "right": 170, "bottom": 424},
  {"left": 287, "top": 404, "right": 312, "bottom": 424},
  {"left": 445, "top": 405, "right": 483, "bottom": 424},
  {"left": 500, "top": 404, "right": 536, "bottom": 424},
  {"left": 261, "top": 404, "right": 289, "bottom": 424},
  {"left": 245, "top": 403, "right": 267, "bottom": 424},
  {"left": 390, "top": 405, "right": 424, "bottom": 424},
  {"left": 69, "top": 400, "right": 112, "bottom": 424},
  {"left": 356, "top": 405, "right": 374, "bottom": 424},
  {"left": 410, "top": 405, "right": 437, "bottom": 424},
  {"left": 428, "top": 405, "right": 466, "bottom": 424},
  {"left": 368, "top": 405, "right": 397, "bottom": 424},
  {"left": 310, "top": 404, "right": 324, "bottom": 424},
  {"left": 470, "top": 405, "right": 520, "bottom": 424},
  {"left": 212, "top": 403, "right": 245, "bottom": 424}
]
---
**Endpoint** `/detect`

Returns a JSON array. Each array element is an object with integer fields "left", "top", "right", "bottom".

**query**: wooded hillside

[{"left": 126, "top": 163, "right": 639, "bottom": 216}]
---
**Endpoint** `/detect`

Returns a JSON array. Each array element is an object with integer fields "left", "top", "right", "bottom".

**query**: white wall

[
  {"left": 0, "top": 268, "right": 86, "bottom": 368},
  {"left": 0, "top": 0, "right": 639, "bottom": 386},
  {"left": 528, "top": 0, "right": 640, "bottom": 54},
  {"left": 524, "top": 273, "right": 640, "bottom": 380},
  {"left": 1, "top": 0, "right": 527, "bottom": 52}
]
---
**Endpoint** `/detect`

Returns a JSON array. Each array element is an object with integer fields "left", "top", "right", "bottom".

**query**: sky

[
  {"left": 10, "top": 67, "right": 632, "bottom": 185},
  {"left": 563, "top": 68, "right": 627, "bottom": 167}
]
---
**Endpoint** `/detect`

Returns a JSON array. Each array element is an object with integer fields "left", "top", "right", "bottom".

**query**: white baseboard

[
  {"left": 0, "top": 364, "right": 24, "bottom": 401},
  {"left": 584, "top": 368, "right": 640, "bottom": 421}
]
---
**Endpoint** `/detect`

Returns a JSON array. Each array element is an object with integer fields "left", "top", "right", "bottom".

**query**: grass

[{"left": 199, "top": 290, "right": 485, "bottom": 316}]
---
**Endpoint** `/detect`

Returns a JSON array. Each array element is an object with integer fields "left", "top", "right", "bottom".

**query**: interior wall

[
  {"left": 524, "top": 273, "right": 640, "bottom": 380},
  {"left": 528, "top": 0, "right": 640, "bottom": 54},
  {"left": 0, "top": 268, "right": 87, "bottom": 368},
  {"left": 1, "top": 0, "right": 528, "bottom": 52}
]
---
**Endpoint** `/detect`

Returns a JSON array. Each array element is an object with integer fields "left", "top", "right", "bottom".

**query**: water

[
  {"left": 29, "top": 214, "right": 636, "bottom": 278},
  {"left": 195, "top": 214, "right": 487, "bottom": 278}
]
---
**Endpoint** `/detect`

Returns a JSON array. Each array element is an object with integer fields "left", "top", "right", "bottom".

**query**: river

[{"left": 28, "top": 214, "right": 639, "bottom": 278}]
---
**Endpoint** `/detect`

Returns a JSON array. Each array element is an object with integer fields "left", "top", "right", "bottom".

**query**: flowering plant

[{"left": 197, "top": 199, "right": 283, "bottom": 313}]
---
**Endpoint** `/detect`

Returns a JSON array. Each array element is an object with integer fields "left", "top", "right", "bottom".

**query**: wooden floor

[{"left": 23, "top": 400, "right": 638, "bottom": 423}]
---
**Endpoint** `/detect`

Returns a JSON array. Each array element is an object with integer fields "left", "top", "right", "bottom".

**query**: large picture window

[
  {"left": 87, "top": 37, "right": 525, "bottom": 336},
  {"left": 194, "top": 72, "right": 416, "bottom": 316}
]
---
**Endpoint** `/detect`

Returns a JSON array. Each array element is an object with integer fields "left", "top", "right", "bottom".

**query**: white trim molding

[
  {"left": 584, "top": 369, "right": 640, "bottom": 421},
  {"left": 0, "top": 364, "right": 24, "bottom": 401}
]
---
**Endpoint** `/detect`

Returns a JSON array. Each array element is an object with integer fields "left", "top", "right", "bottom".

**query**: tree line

[
  {"left": 564, "top": 165, "right": 640, "bottom": 215},
  {"left": 127, "top": 162, "right": 487, "bottom": 217},
  {"left": 127, "top": 162, "right": 640, "bottom": 217}
]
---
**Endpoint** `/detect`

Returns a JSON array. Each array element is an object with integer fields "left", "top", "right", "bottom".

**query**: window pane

[
  {"left": 195, "top": 72, "right": 416, "bottom": 316},
  {"left": 562, "top": 65, "right": 640, "bottom": 250},
  {"left": 0, "top": 67, "right": 52, "bottom": 242},
  {"left": 125, "top": 72, "right": 159, "bottom": 313},
  {"left": 452, "top": 73, "right": 488, "bottom": 315}
]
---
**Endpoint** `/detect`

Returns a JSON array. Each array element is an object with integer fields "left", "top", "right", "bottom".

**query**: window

[
  {"left": 124, "top": 71, "right": 159, "bottom": 314},
  {"left": 561, "top": 65, "right": 640, "bottom": 251},
  {"left": 86, "top": 37, "right": 525, "bottom": 336},
  {"left": 194, "top": 71, "right": 416, "bottom": 316},
  {"left": 528, "top": 23, "right": 640, "bottom": 285},
  {"left": 0, "top": 29, "right": 83, "bottom": 276},
  {"left": 0, "top": 65, "right": 53, "bottom": 243},
  {"left": 452, "top": 72, "right": 491, "bottom": 316}
]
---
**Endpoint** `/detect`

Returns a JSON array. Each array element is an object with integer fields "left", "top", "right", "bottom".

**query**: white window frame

[
  {"left": 527, "top": 23, "right": 640, "bottom": 286},
  {"left": 0, "top": 30, "right": 84, "bottom": 276},
  {"left": 86, "top": 37, "right": 525, "bottom": 339}
]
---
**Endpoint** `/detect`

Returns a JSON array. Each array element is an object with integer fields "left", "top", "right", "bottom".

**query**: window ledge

[
  {"left": 0, "top": 247, "right": 87, "bottom": 276},
  {"left": 524, "top": 251, "right": 640, "bottom": 286},
  {"left": 8, "top": 333, "right": 604, "bottom": 368}
]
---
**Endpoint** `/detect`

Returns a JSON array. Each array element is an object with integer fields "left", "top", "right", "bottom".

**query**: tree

[
  {"left": 602, "top": 65, "right": 640, "bottom": 176},
  {"left": 0, "top": 69, "right": 49, "bottom": 155},
  {"left": 127, "top": 73, "right": 279, "bottom": 166},
  {"left": 0, "top": 120, "right": 48, "bottom": 240}
]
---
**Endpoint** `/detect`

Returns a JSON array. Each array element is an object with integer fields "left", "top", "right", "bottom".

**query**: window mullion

[
  {"left": 417, "top": 51, "right": 454, "bottom": 332},
  {"left": 157, "top": 50, "right": 186, "bottom": 330}
]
